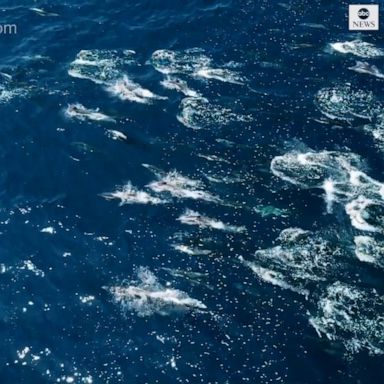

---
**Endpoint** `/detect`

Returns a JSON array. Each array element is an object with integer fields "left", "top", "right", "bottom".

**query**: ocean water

[{"left": 1, "top": 0, "right": 384, "bottom": 383}]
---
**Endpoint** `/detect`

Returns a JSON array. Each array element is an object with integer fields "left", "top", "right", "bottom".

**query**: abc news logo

[
  {"left": 358, "top": 8, "right": 370, "bottom": 19},
  {"left": 349, "top": 4, "right": 379, "bottom": 30}
]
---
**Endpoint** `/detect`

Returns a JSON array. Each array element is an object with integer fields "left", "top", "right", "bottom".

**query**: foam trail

[
  {"left": 240, "top": 257, "right": 309, "bottom": 297},
  {"left": 160, "top": 75, "right": 200, "bottom": 97},
  {"left": 106, "top": 75, "right": 167, "bottom": 104},
  {"left": 193, "top": 68, "right": 245, "bottom": 84},
  {"left": 68, "top": 49, "right": 136, "bottom": 84},
  {"left": 106, "top": 129, "right": 128, "bottom": 141},
  {"left": 105, "top": 267, "right": 207, "bottom": 317},
  {"left": 346, "top": 197, "right": 382, "bottom": 232},
  {"left": 271, "top": 150, "right": 384, "bottom": 231},
  {"left": 354, "top": 236, "right": 384, "bottom": 268},
  {"left": 151, "top": 48, "right": 245, "bottom": 84},
  {"left": 323, "top": 179, "right": 336, "bottom": 213},
  {"left": 330, "top": 40, "right": 384, "bottom": 58},
  {"left": 172, "top": 244, "right": 211, "bottom": 256},
  {"left": 178, "top": 209, "right": 246, "bottom": 233},
  {"left": 348, "top": 61, "right": 384, "bottom": 79},
  {"left": 315, "top": 84, "right": 384, "bottom": 152},
  {"left": 315, "top": 85, "right": 380, "bottom": 121},
  {"left": 145, "top": 168, "right": 220, "bottom": 203},
  {"left": 102, "top": 182, "right": 165, "bottom": 205},
  {"left": 309, "top": 282, "right": 384, "bottom": 355},
  {"left": 151, "top": 48, "right": 212, "bottom": 75},
  {"left": 30, "top": 8, "right": 59, "bottom": 16},
  {"left": 177, "top": 97, "right": 251, "bottom": 130},
  {"left": 240, "top": 228, "right": 340, "bottom": 297},
  {"left": 65, "top": 103, "right": 116, "bottom": 123},
  {"left": 0, "top": 78, "right": 28, "bottom": 103},
  {"left": 69, "top": 50, "right": 165, "bottom": 104}
]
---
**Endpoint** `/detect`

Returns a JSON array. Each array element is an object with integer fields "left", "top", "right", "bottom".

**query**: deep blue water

[{"left": 1, "top": 0, "right": 384, "bottom": 383}]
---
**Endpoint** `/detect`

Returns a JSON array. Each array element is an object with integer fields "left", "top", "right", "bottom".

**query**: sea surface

[{"left": 1, "top": 0, "right": 384, "bottom": 383}]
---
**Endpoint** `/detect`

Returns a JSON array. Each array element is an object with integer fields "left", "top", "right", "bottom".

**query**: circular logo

[{"left": 358, "top": 8, "right": 370, "bottom": 20}]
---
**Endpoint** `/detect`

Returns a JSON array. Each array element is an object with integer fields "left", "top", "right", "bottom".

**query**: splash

[
  {"left": 160, "top": 75, "right": 200, "bottom": 97},
  {"left": 106, "top": 267, "right": 207, "bottom": 317},
  {"left": 177, "top": 209, "right": 246, "bottom": 233},
  {"left": 151, "top": 48, "right": 212, "bottom": 75},
  {"left": 240, "top": 228, "right": 341, "bottom": 297},
  {"left": 345, "top": 196, "right": 384, "bottom": 232},
  {"left": 106, "top": 75, "right": 167, "bottom": 104},
  {"left": 271, "top": 150, "right": 384, "bottom": 232},
  {"left": 330, "top": 40, "right": 384, "bottom": 58},
  {"left": 177, "top": 97, "right": 251, "bottom": 129},
  {"left": 69, "top": 50, "right": 165, "bottom": 104},
  {"left": 0, "top": 78, "right": 28, "bottom": 103},
  {"left": 30, "top": 8, "right": 59, "bottom": 17},
  {"left": 68, "top": 49, "right": 136, "bottom": 85},
  {"left": 315, "top": 84, "right": 384, "bottom": 152},
  {"left": 309, "top": 282, "right": 384, "bottom": 355},
  {"left": 354, "top": 236, "right": 384, "bottom": 268},
  {"left": 105, "top": 129, "right": 128, "bottom": 141},
  {"left": 151, "top": 48, "right": 245, "bottom": 84},
  {"left": 101, "top": 182, "right": 165, "bottom": 205},
  {"left": 145, "top": 167, "right": 220, "bottom": 203},
  {"left": 315, "top": 84, "right": 380, "bottom": 121},
  {"left": 348, "top": 61, "right": 384, "bottom": 79},
  {"left": 193, "top": 68, "right": 245, "bottom": 84}
]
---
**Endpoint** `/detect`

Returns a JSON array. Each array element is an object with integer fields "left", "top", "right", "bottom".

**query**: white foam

[
  {"left": 69, "top": 50, "right": 165, "bottom": 104},
  {"left": 315, "top": 85, "right": 384, "bottom": 152},
  {"left": 151, "top": 48, "right": 245, "bottom": 85},
  {"left": 102, "top": 182, "right": 165, "bottom": 205},
  {"left": 346, "top": 196, "right": 382, "bottom": 232},
  {"left": 330, "top": 40, "right": 384, "bottom": 58},
  {"left": 145, "top": 168, "right": 220, "bottom": 203},
  {"left": 309, "top": 282, "right": 384, "bottom": 355},
  {"left": 65, "top": 103, "right": 116, "bottom": 123},
  {"left": 0, "top": 83, "right": 28, "bottom": 104},
  {"left": 30, "top": 8, "right": 59, "bottom": 17},
  {"left": 193, "top": 68, "right": 245, "bottom": 84},
  {"left": 151, "top": 48, "right": 212, "bottom": 75},
  {"left": 172, "top": 244, "right": 211, "bottom": 256},
  {"left": 240, "top": 228, "right": 338, "bottom": 297},
  {"left": 17, "top": 346, "right": 31, "bottom": 359},
  {"left": 20, "top": 260, "right": 45, "bottom": 277},
  {"left": 106, "top": 267, "right": 207, "bottom": 317},
  {"left": 354, "top": 236, "right": 384, "bottom": 268},
  {"left": 106, "top": 75, "right": 167, "bottom": 104},
  {"left": 177, "top": 209, "right": 246, "bottom": 233},
  {"left": 105, "top": 129, "right": 127, "bottom": 141},
  {"left": 177, "top": 97, "right": 251, "bottom": 130},
  {"left": 79, "top": 295, "right": 95, "bottom": 304},
  {"left": 369, "top": 122, "right": 384, "bottom": 150},
  {"left": 41, "top": 227, "right": 56, "bottom": 234},
  {"left": 240, "top": 258, "right": 309, "bottom": 297},
  {"left": 271, "top": 150, "right": 384, "bottom": 228},
  {"left": 68, "top": 49, "right": 136, "bottom": 85},
  {"left": 160, "top": 75, "right": 200, "bottom": 97},
  {"left": 348, "top": 61, "right": 384, "bottom": 79},
  {"left": 315, "top": 84, "right": 380, "bottom": 121},
  {"left": 323, "top": 179, "right": 336, "bottom": 213}
]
